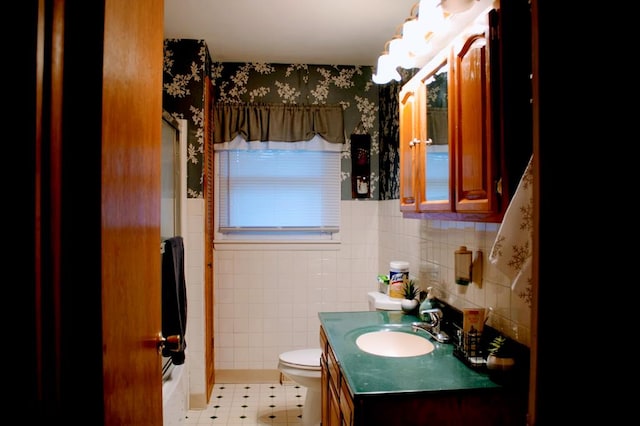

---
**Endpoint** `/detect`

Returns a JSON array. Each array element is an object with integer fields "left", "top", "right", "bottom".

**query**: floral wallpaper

[
  {"left": 163, "top": 39, "right": 212, "bottom": 198},
  {"left": 377, "top": 80, "right": 401, "bottom": 200},
  {"left": 162, "top": 38, "right": 414, "bottom": 201},
  {"left": 211, "top": 62, "right": 379, "bottom": 200},
  {"left": 377, "top": 68, "right": 417, "bottom": 200}
]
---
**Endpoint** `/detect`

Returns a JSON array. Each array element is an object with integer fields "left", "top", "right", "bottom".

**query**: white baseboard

[{"left": 214, "top": 369, "right": 293, "bottom": 384}]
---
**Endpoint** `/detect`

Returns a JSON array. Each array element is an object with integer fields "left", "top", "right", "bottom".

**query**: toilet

[
  {"left": 367, "top": 291, "right": 403, "bottom": 311},
  {"left": 278, "top": 348, "right": 322, "bottom": 426}
]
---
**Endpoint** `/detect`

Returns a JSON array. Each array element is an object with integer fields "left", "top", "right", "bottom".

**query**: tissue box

[{"left": 462, "top": 308, "right": 485, "bottom": 334}]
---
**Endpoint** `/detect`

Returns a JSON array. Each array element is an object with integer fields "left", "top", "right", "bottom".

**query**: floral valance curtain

[{"left": 213, "top": 103, "right": 345, "bottom": 144}]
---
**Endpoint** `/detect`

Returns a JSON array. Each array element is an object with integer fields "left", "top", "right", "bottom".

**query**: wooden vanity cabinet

[
  {"left": 399, "top": 1, "right": 532, "bottom": 222},
  {"left": 320, "top": 325, "right": 526, "bottom": 426},
  {"left": 320, "top": 326, "right": 354, "bottom": 426}
]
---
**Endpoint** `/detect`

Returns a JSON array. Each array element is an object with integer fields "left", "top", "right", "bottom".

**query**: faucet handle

[{"left": 419, "top": 307, "right": 442, "bottom": 324}]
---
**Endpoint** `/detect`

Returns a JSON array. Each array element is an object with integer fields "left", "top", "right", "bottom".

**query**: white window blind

[{"left": 217, "top": 142, "right": 341, "bottom": 239}]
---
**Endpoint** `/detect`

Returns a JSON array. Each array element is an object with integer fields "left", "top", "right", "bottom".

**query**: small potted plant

[
  {"left": 400, "top": 279, "right": 420, "bottom": 313},
  {"left": 486, "top": 335, "right": 516, "bottom": 372}
]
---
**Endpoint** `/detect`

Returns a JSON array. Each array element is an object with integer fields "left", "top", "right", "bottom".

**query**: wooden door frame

[{"left": 204, "top": 75, "right": 216, "bottom": 401}]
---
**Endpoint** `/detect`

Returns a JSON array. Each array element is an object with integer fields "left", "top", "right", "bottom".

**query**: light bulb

[
  {"left": 389, "top": 37, "right": 416, "bottom": 69},
  {"left": 418, "top": 0, "right": 447, "bottom": 34},
  {"left": 372, "top": 53, "right": 401, "bottom": 84},
  {"left": 402, "top": 17, "right": 429, "bottom": 57},
  {"left": 440, "top": 0, "right": 476, "bottom": 14}
]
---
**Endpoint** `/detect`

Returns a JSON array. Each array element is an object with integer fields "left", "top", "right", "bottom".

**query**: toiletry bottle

[{"left": 419, "top": 286, "right": 435, "bottom": 322}]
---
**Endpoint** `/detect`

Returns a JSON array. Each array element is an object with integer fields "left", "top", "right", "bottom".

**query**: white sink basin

[{"left": 355, "top": 331, "right": 435, "bottom": 357}]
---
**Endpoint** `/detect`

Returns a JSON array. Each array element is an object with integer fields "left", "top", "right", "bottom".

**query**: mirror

[{"left": 423, "top": 61, "right": 449, "bottom": 202}]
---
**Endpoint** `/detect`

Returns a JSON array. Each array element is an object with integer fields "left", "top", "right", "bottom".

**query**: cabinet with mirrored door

[{"left": 399, "top": 1, "right": 532, "bottom": 222}]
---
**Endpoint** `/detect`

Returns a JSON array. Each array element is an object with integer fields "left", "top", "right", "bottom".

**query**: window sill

[{"left": 212, "top": 240, "right": 341, "bottom": 251}]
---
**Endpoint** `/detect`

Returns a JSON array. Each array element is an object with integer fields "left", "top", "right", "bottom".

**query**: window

[{"left": 215, "top": 136, "right": 341, "bottom": 242}]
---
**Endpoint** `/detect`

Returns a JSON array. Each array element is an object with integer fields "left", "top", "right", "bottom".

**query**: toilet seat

[{"left": 278, "top": 348, "right": 322, "bottom": 371}]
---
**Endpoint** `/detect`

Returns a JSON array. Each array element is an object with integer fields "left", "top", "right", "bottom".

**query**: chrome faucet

[{"left": 412, "top": 308, "right": 450, "bottom": 343}]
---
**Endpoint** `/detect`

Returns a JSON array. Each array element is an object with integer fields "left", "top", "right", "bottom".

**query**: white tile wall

[
  {"left": 377, "top": 200, "right": 531, "bottom": 346},
  {"left": 184, "top": 199, "right": 206, "bottom": 407},
  {"left": 213, "top": 200, "right": 378, "bottom": 370},
  {"left": 185, "top": 198, "right": 531, "bottom": 389}
]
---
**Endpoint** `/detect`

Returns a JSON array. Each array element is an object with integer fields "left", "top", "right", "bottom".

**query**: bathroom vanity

[{"left": 319, "top": 311, "right": 527, "bottom": 426}]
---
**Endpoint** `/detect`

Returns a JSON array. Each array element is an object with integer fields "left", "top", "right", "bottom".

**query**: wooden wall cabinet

[{"left": 399, "top": 1, "right": 532, "bottom": 223}]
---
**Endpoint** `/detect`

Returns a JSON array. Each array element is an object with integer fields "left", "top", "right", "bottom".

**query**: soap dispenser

[{"left": 419, "top": 286, "right": 435, "bottom": 322}]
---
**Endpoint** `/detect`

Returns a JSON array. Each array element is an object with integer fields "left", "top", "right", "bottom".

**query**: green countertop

[{"left": 319, "top": 311, "right": 501, "bottom": 396}]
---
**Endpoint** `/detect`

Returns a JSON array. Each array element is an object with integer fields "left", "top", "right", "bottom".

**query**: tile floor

[{"left": 184, "top": 383, "right": 308, "bottom": 425}]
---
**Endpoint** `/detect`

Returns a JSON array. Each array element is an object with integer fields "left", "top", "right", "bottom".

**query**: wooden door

[
  {"left": 24, "top": 0, "right": 165, "bottom": 422},
  {"left": 101, "top": 0, "right": 165, "bottom": 423}
]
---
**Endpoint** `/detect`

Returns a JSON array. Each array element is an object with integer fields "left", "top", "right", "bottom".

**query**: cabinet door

[
  {"left": 328, "top": 379, "right": 341, "bottom": 426},
  {"left": 398, "top": 85, "right": 420, "bottom": 212},
  {"left": 322, "top": 352, "right": 341, "bottom": 426},
  {"left": 321, "top": 355, "right": 330, "bottom": 425},
  {"left": 339, "top": 377, "right": 354, "bottom": 426},
  {"left": 418, "top": 59, "right": 453, "bottom": 213},
  {"left": 450, "top": 14, "right": 498, "bottom": 215}
]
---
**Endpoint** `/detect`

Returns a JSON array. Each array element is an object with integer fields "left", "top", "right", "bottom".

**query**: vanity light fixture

[
  {"left": 372, "top": 0, "right": 482, "bottom": 84},
  {"left": 440, "top": 0, "right": 478, "bottom": 14},
  {"left": 418, "top": 0, "right": 447, "bottom": 35},
  {"left": 373, "top": 0, "right": 447, "bottom": 84},
  {"left": 388, "top": 34, "right": 417, "bottom": 70},
  {"left": 372, "top": 41, "right": 402, "bottom": 84}
]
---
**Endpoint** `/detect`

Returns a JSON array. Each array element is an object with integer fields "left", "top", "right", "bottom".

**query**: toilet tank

[{"left": 367, "top": 291, "right": 402, "bottom": 311}]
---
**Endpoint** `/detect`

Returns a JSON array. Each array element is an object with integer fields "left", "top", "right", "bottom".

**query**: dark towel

[{"left": 161, "top": 236, "right": 187, "bottom": 365}]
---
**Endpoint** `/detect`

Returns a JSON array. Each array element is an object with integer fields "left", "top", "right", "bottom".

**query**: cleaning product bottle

[
  {"left": 388, "top": 261, "right": 409, "bottom": 299},
  {"left": 419, "top": 286, "right": 435, "bottom": 322}
]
